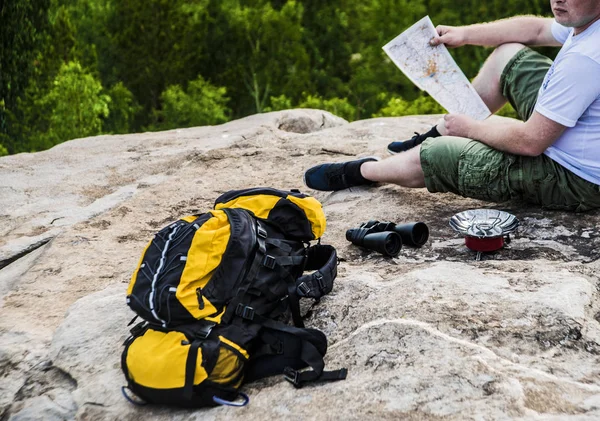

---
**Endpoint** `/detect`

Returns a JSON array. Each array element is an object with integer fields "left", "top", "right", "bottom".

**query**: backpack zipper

[{"left": 196, "top": 287, "right": 205, "bottom": 309}]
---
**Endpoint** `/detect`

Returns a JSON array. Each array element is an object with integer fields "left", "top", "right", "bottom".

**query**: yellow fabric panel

[
  {"left": 287, "top": 195, "right": 326, "bottom": 239},
  {"left": 205, "top": 307, "right": 226, "bottom": 324},
  {"left": 127, "top": 240, "right": 152, "bottom": 296},
  {"left": 214, "top": 195, "right": 280, "bottom": 219},
  {"left": 208, "top": 345, "right": 244, "bottom": 386},
  {"left": 181, "top": 215, "right": 198, "bottom": 223},
  {"left": 126, "top": 330, "right": 208, "bottom": 389},
  {"left": 176, "top": 210, "right": 230, "bottom": 319},
  {"left": 219, "top": 335, "right": 249, "bottom": 359}
]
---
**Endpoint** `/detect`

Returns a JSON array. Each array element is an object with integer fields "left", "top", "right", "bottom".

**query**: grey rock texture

[{"left": 1, "top": 109, "right": 599, "bottom": 420}]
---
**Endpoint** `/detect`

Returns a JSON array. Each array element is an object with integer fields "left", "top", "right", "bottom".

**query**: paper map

[{"left": 383, "top": 16, "right": 491, "bottom": 120}]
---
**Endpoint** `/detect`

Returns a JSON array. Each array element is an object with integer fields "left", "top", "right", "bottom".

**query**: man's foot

[
  {"left": 303, "top": 157, "right": 379, "bottom": 191},
  {"left": 387, "top": 125, "right": 441, "bottom": 154}
]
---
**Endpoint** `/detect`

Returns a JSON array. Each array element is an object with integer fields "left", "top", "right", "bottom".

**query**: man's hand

[
  {"left": 430, "top": 25, "right": 467, "bottom": 48},
  {"left": 443, "top": 114, "right": 475, "bottom": 138}
]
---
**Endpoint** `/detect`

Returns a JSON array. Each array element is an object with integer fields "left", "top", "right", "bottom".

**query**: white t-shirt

[{"left": 534, "top": 19, "right": 600, "bottom": 185}]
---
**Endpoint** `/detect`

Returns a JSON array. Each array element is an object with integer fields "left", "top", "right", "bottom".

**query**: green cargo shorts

[{"left": 420, "top": 48, "right": 600, "bottom": 212}]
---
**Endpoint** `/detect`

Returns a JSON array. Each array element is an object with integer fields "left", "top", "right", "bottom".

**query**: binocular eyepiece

[{"left": 346, "top": 220, "right": 429, "bottom": 257}]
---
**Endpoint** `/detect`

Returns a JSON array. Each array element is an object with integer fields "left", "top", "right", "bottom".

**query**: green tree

[
  {"left": 151, "top": 75, "right": 230, "bottom": 131},
  {"left": 208, "top": 0, "right": 311, "bottom": 116},
  {"left": 61, "top": 0, "right": 116, "bottom": 84},
  {"left": 108, "top": 0, "right": 206, "bottom": 127},
  {"left": 295, "top": 1, "right": 353, "bottom": 99},
  {"left": 341, "top": 0, "right": 428, "bottom": 118},
  {"left": 0, "top": 0, "right": 52, "bottom": 153},
  {"left": 103, "top": 82, "right": 140, "bottom": 134},
  {"left": 36, "top": 61, "right": 109, "bottom": 149}
]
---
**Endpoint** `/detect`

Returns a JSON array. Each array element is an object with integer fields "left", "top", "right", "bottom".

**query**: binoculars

[{"left": 346, "top": 220, "right": 429, "bottom": 257}]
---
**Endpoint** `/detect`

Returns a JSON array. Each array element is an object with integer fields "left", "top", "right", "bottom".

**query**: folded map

[{"left": 383, "top": 16, "right": 491, "bottom": 120}]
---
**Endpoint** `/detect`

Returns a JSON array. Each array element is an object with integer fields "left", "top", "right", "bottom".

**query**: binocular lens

[{"left": 394, "top": 222, "right": 429, "bottom": 247}]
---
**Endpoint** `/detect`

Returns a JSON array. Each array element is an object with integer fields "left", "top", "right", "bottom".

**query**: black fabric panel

[
  {"left": 217, "top": 323, "right": 261, "bottom": 353},
  {"left": 128, "top": 214, "right": 214, "bottom": 326},
  {"left": 203, "top": 209, "right": 257, "bottom": 310},
  {"left": 268, "top": 199, "right": 315, "bottom": 241}
]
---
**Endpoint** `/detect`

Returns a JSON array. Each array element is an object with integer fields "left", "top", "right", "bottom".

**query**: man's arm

[
  {"left": 431, "top": 16, "right": 561, "bottom": 48},
  {"left": 443, "top": 112, "right": 566, "bottom": 156}
]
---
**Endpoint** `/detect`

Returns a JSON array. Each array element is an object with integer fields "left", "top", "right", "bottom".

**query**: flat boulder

[{"left": 1, "top": 109, "right": 599, "bottom": 420}]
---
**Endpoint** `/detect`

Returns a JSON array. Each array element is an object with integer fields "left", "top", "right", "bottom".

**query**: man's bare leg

[
  {"left": 303, "top": 146, "right": 427, "bottom": 191},
  {"left": 472, "top": 42, "right": 527, "bottom": 113},
  {"left": 361, "top": 146, "right": 425, "bottom": 188}
]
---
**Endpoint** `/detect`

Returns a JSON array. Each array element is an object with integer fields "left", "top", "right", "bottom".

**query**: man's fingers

[{"left": 435, "top": 25, "right": 448, "bottom": 35}]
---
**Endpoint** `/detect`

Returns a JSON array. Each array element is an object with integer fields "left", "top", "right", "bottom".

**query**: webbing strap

[
  {"left": 282, "top": 333, "right": 347, "bottom": 387},
  {"left": 286, "top": 275, "right": 304, "bottom": 328},
  {"left": 271, "top": 255, "right": 305, "bottom": 267},
  {"left": 284, "top": 366, "right": 348, "bottom": 388},
  {"left": 295, "top": 245, "right": 337, "bottom": 299},
  {"left": 183, "top": 340, "right": 202, "bottom": 401},
  {"left": 264, "top": 238, "right": 293, "bottom": 252},
  {"left": 243, "top": 222, "right": 268, "bottom": 289},
  {"left": 273, "top": 262, "right": 304, "bottom": 328}
]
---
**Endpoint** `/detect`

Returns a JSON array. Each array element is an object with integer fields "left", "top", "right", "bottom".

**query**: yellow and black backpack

[{"left": 121, "top": 188, "right": 346, "bottom": 407}]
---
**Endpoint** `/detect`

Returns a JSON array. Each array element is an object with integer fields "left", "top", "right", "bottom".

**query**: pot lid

[{"left": 449, "top": 209, "right": 519, "bottom": 238}]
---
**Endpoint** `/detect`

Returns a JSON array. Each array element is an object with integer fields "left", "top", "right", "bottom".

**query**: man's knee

[{"left": 489, "top": 43, "right": 527, "bottom": 70}]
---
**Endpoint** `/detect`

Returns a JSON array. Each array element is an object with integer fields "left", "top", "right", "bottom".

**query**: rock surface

[{"left": 1, "top": 109, "right": 599, "bottom": 420}]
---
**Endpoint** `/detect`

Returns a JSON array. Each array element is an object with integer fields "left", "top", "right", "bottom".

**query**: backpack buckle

[
  {"left": 257, "top": 225, "right": 268, "bottom": 239},
  {"left": 283, "top": 367, "right": 300, "bottom": 387},
  {"left": 263, "top": 255, "right": 277, "bottom": 270},
  {"left": 235, "top": 303, "right": 255, "bottom": 320},
  {"left": 314, "top": 272, "right": 326, "bottom": 290},
  {"left": 297, "top": 282, "right": 311, "bottom": 296},
  {"left": 197, "top": 322, "right": 215, "bottom": 339}
]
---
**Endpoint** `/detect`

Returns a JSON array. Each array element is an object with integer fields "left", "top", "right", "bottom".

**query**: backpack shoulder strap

[{"left": 295, "top": 244, "right": 337, "bottom": 299}]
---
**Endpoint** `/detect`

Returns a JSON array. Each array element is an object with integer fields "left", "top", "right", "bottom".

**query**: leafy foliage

[
  {"left": 0, "top": 0, "right": 51, "bottom": 127},
  {"left": 37, "top": 61, "right": 109, "bottom": 149},
  {"left": 375, "top": 94, "right": 445, "bottom": 117},
  {"left": 151, "top": 75, "right": 230, "bottom": 131},
  {"left": 104, "top": 82, "right": 140, "bottom": 134},
  {"left": 299, "top": 95, "right": 357, "bottom": 122}
]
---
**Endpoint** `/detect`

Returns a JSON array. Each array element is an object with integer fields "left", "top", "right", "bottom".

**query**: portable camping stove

[{"left": 449, "top": 209, "right": 519, "bottom": 260}]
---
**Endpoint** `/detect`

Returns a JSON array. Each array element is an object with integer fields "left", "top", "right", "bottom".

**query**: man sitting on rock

[{"left": 304, "top": 2, "right": 600, "bottom": 212}]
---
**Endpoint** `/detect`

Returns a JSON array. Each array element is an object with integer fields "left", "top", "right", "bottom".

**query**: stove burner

[{"left": 449, "top": 209, "right": 519, "bottom": 258}]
